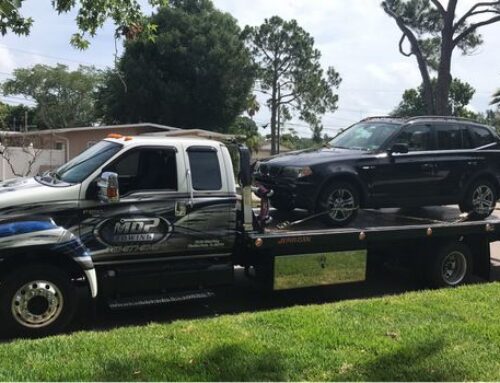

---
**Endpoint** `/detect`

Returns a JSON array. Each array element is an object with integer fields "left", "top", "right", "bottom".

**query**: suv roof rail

[
  {"left": 361, "top": 116, "right": 404, "bottom": 122},
  {"left": 405, "top": 115, "right": 478, "bottom": 124}
]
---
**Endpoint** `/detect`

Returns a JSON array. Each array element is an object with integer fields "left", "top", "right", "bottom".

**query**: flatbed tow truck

[{"left": 0, "top": 135, "right": 498, "bottom": 336}]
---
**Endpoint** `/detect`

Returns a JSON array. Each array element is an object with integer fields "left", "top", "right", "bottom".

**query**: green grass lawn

[{"left": 1, "top": 283, "right": 500, "bottom": 381}]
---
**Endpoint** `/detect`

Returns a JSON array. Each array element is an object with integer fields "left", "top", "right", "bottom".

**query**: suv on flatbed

[{"left": 254, "top": 116, "right": 500, "bottom": 226}]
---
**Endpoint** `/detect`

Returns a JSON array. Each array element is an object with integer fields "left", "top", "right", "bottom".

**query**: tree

[
  {"left": 2, "top": 64, "right": 103, "bottom": 129},
  {"left": 244, "top": 16, "right": 341, "bottom": 155},
  {"left": 392, "top": 78, "right": 476, "bottom": 117},
  {"left": 228, "top": 116, "right": 262, "bottom": 153},
  {"left": 0, "top": 133, "right": 45, "bottom": 177},
  {"left": 0, "top": 102, "right": 39, "bottom": 131},
  {"left": 0, "top": 0, "right": 168, "bottom": 49},
  {"left": 492, "top": 89, "right": 500, "bottom": 106},
  {"left": 96, "top": 0, "right": 254, "bottom": 132},
  {"left": 382, "top": 0, "right": 500, "bottom": 115}
]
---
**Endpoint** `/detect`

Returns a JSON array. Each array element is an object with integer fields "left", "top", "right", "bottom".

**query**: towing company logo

[{"left": 95, "top": 217, "right": 172, "bottom": 246}]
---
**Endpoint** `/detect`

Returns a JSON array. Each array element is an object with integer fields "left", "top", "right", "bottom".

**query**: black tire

[
  {"left": 270, "top": 196, "right": 295, "bottom": 213},
  {"left": 0, "top": 264, "right": 79, "bottom": 338},
  {"left": 460, "top": 179, "right": 497, "bottom": 220},
  {"left": 318, "top": 181, "right": 360, "bottom": 227},
  {"left": 426, "top": 243, "right": 472, "bottom": 288}
]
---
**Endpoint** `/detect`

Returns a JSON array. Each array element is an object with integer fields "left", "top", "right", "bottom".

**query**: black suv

[{"left": 254, "top": 116, "right": 500, "bottom": 226}]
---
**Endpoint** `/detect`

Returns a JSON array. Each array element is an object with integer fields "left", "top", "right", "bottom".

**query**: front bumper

[{"left": 255, "top": 176, "right": 317, "bottom": 211}]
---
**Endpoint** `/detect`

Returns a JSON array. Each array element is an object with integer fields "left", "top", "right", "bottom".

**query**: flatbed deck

[{"left": 247, "top": 206, "right": 500, "bottom": 256}]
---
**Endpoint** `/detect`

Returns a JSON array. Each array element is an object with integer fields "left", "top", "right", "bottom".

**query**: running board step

[{"left": 108, "top": 290, "right": 215, "bottom": 310}]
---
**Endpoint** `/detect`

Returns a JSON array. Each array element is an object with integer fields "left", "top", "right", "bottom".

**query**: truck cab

[{"left": 0, "top": 135, "right": 240, "bottom": 336}]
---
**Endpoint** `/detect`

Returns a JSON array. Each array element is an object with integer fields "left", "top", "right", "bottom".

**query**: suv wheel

[
  {"left": 460, "top": 179, "right": 497, "bottom": 219},
  {"left": 0, "top": 264, "right": 79, "bottom": 338},
  {"left": 318, "top": 181, "right": 359, "bottom": 227}
]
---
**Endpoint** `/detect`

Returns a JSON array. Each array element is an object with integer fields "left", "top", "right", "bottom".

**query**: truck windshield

[
  {"left": 330, "top": 122, "right": 401, "bottom": 151},
  {"left": 55, "top": 141, "right": 123, "bottom": 184}
]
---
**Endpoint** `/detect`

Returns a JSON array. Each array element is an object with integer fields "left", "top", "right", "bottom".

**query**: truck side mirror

[
  {"left": 389, "top": 143, "right": 409, "bottom": 154},
  {"left": 97, "top": 172, "right": 120, "bottom": 204}
]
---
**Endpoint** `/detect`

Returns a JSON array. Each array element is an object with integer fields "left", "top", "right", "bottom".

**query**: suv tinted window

[
  {"left": 188, "top": 148, "right": 222, "bottom": 190},
  {"left": 108, "top": 148, "right": 177, "bottom": 195},
  {"left": 393, "top": 125, "right": 432, "bottom": 151},
  {"left": 436, "top": 125, "right": 469, "bottom": 150},
  {"left": 469, "top": 126, "right": 495, "bottom": 147}
]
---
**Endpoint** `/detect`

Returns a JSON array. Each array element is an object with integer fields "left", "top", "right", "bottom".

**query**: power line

[{"left": 0, "top": 43, "right": 107, "bottom": 68}]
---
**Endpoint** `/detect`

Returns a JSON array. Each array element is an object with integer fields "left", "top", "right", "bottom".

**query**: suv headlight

[{"left": 282, "top": 166, "right": 313, "bottom": 178}]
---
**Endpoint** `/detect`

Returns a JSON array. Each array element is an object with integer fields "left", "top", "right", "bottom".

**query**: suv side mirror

[
  {"left": 97, "top": 172, "right": 120, "bottom": 204},
  {"left": 389, "top": 143, "right": 409, "bottom": 154}
]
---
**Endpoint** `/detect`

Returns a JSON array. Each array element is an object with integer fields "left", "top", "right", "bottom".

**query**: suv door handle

[
  {"left": 467, "top": 161, "right": 478, "bottom": 166},
  {"left": 420, "top": 163, "right": 434, "bottom": 169}
]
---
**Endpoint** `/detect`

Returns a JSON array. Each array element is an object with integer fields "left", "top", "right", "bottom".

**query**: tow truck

[{"left": 0, "top": 134, "right": 498, "bottom": 336}]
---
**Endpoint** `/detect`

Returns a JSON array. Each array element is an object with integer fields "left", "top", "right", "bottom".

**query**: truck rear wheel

[
  {"left": 0, "top": 264, "right": 79, "bottom": 338},
  {"left": 427, "top": 243, "right": 472, "bottom": 288}
]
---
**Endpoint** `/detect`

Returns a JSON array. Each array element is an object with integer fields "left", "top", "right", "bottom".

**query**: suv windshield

[
  {"left": 330, "top": 122, "right": 401, "bottom": 151},
  {"left": 54, "top": 141, "right": 123, "bottom": 184}
]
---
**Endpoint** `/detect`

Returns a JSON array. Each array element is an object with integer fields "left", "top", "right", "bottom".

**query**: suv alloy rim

[
  {"left": 327, "top": 188, "right": 355, "bottom": 222},
  {"left": 441, "top": 251, "right": 467, "bottom": 285},
  {"left": 11, "top": 280, "right": 64, "bottom": 328},
  {"left": 472, "top": 185, "right": 495, "bottom": 214}
]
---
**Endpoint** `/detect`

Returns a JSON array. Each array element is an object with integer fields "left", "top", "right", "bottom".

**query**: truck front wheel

[
  {"left": 0, "top": 264, "right": 79, "bottom": 337},
  {"left": 427, "top": 243, "right": 472, "bottom": 288}
]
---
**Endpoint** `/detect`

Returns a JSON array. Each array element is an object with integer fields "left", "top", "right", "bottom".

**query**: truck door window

[
  {"left": 107, "top": 148, "right": 177, "bottom": 195},
  {"left": 187, "top": 148, "right": 222, "bottom": 190}
]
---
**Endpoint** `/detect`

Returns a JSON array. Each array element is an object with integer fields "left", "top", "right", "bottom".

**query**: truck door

[
  {"left": 180, "top": 145, "right": 237, "bottom": 256},
  {"left": 80, "top": 145, "right": 193, "bottom": 266}
]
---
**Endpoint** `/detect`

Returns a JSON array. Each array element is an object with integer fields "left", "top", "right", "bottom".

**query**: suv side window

[
  {"left": 108, "top": 148, "right": 178, "bottom": 195},
  {"left": 435, "top": 125, "right": 468, "bottom": 150},
  {"left": 187, "top": 147, "right": 222, "bottom": 190},
  {"left": 393, "top": 125, "right": 432, "bottom": 151},
  {"left": 469, "top": 126, "right": 495, "bottom": 147}
]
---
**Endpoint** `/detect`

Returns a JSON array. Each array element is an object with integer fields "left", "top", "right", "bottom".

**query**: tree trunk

[
  {"left": 435, "top": 0, "right": 457, "bottom": 116},
  {"left": 270, "top": 84, "right": 278, "bottom": 155}
]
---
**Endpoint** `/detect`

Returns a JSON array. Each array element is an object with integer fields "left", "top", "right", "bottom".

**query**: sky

[{"left": 0, "top": 0, "right": 499, "bottom": 137}]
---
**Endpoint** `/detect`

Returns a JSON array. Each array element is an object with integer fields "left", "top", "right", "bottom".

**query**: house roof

[
  {"left": 143, "top": 129, "right": 241, "bottom": 141},
  {"left": 0, "top": 123, "right": 179, "bottom": 136}
]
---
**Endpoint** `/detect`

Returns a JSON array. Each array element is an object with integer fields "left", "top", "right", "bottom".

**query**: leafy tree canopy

[
  {"left": 492, "top": 89, "right": 500, "bottom": 107},
  {"left": 2, "top": 64, "right": 103, "bottom": 129},
  {"left": 0, "top": 102, "right": 39, "bottom": 130},
  {"left": 244, "top": 16, "right": 341, "bottom": 154},
  {"left": 0, "top": 0, "right": 168, "bottom": 49},
  {"left": 392, "top": 78, "right": 476, "bottom": 118},
  {"left": 228, "top": 116, "right": 262, "bottom": 153},
  {"left": 96, "top": 0, "right": 254, "bottom": 132}
]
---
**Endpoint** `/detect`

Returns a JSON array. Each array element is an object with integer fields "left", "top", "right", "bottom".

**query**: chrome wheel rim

[
  {"left": 11, "top": 280, "right": 64, "bottom": 328},
  {"left": 472, "top": 185, "right": 495, "bottom": 215},
  {"left": 441, "top": 251, "right": 467, "bottom": 286},
  {"left": 327, "top": 188, "right": 355, "bottom": 222}
]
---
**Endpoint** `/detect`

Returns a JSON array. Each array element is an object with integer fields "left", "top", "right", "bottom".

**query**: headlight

[{"left": 282, "top": 166, "right": 313, "bottom": 178}]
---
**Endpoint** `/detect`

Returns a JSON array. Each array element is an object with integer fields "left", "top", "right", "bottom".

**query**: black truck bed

[{"left": 247, "top": 206, "right": 500, "bottom": 256}]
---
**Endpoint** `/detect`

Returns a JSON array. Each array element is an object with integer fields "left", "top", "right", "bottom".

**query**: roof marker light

[{"left": 107, "top": 133, "right": 123, "bottom": 139}]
